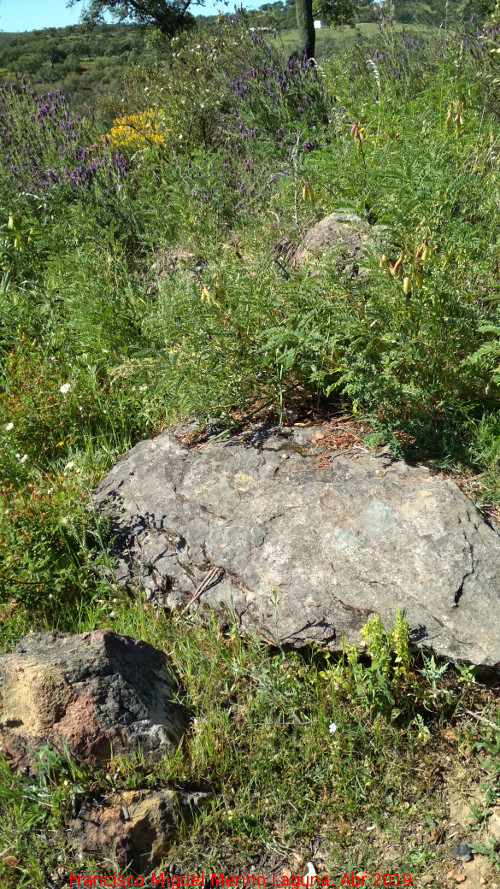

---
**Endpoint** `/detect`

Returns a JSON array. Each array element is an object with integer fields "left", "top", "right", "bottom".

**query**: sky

[{"left": 0, "top": 0, "right": 263, "bottom": 32}]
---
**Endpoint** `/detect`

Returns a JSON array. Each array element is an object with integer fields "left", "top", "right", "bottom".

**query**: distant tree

[
  {"left": 67, "top": 0, "right": 198, "bottom": 37},
  {"left": 296, "top": 0, "right": 315, "bottom": 58},
  {"left": 392, "top": 0, "right": 462, "bottom": 22},
  {"left": 296, "top": 0, "right": 355, "bottom": 59},
  {"left": 248, "top": 6, "right": 280, "bottom": 28},
  {"left": 46, "top": 43, "right": 68, "bottom": 66},
  {"left": 355, "top": 0, "right": 378, "bottom": 22},
  {"left": 1, "top": 45, "right": 22, "bottom": 66},
  {"left": 273, "top": 0, "right": 296, "bottom": 29},
  {"left": 315, "top": 0, "right": 355, "bottom": 27},
  {"left": 17, "top": 52, "right": 45, "bottom": 75},
  {"left": 62, "top": 73, "right": 82, "bottom": 94},
  {"left": 459, "top": 0, "right": 497, "bottom": 20},
  {"left": 91, "top": 36, "right": 109, "bottom": 55},
  {"left": 283, "top": 2, "right": 296, "bottom": 26},
  {"left": 59, "top": 52, "right": 82, "bottom": 75}
]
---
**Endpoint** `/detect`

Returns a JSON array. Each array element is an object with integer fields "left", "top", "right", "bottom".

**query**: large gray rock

[
  {"left": 0, "top": 630, "right": 187, "bottom": 769},
  {"left": 94, "top": 426, "right": 500, "bottom": 669}
]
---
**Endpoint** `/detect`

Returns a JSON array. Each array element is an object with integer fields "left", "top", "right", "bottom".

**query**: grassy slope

[
  {"left": 0, "top": 15, "right": 499, "bottom": 888},
  {"left": 269, "top": 22, "right": 429, "bottom": 58}
]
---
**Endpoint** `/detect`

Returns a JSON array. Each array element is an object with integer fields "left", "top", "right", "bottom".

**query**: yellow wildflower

[{"left": 104, "top": 109, "right": 168, "bottom": 154}]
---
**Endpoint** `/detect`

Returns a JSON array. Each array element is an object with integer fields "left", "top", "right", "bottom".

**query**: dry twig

[{"left": 179, "top": 567, "right": 224, "bottom": 615}]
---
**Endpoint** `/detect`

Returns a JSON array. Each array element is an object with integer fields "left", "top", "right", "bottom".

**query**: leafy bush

[
  {"left": 105, "top": 108, "right": 168, "bottom": 153},
  {"left": 121, "top": 17, "right": 332, "bottom": 154}
]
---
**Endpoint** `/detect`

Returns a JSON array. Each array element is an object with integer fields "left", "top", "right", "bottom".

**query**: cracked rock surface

[{"left": 94, "top": 425, "right": 500, "bottom": 668}]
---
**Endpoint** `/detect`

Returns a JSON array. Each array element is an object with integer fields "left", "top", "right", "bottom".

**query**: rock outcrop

[
  {"left": 94, "top": 425, "right": 500, "bottom": 669},
  {"left": 0, "top": 629, "right": 187, "bottom": 769},
  {"left": 69, "top": 789, "right": 208, "bottom": 873},
  {"left": 294, "top": 210, "right": 390, "bottom": 277}
]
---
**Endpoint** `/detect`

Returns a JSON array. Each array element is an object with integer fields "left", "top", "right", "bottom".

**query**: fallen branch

[
  {"left": 459, "top": 706, "right": 500, "bottom": 732},
  {"left": 179, "top": 567, "right": 224, "bottom": 615}
]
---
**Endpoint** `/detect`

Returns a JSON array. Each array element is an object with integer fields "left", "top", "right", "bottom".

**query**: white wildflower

[
  {"left": 59, "top": 383, "right": 71, "bottom": 394},
  {"left": 329, "top": 722, "right": 337, "bottom": 734},
  {"left": 65, "top": 461, "right": 76, "bottom": 470},
  {"left": 5, "top": 422, "right": 14, "bottom": 431}
]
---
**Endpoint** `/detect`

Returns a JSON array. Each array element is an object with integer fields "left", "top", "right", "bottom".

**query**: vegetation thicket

[{"left": 0, "top": 8, "right": 499, "bottom": 887}]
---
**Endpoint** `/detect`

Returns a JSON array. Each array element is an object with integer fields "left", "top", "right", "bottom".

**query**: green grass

[
  {"left": 0, "top": 604, "right": 498, "bottom": 886},
  {"left": 269, "top": 22, "right": 431, "bottom": 59},
  {"left": 0, "top": 13, "right": 499, "bottom": 886}
]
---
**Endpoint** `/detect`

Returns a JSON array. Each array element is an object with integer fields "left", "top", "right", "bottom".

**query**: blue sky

[{"left": 0, "top": 0, "right": 263, "bottom": 32}]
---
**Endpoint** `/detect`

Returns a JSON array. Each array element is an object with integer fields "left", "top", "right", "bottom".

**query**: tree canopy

[
  {"left": 68, "top": 0, "right": 197, "bottom": 37},
  {"left": 314, "top": 0, "right": 356, "bottom": 27}
]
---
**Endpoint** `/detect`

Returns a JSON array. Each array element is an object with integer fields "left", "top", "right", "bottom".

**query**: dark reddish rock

[
  {"left": 69, "top": 789, "right": 208, "bottom": 874},
  {"left": 0, "top": 629, "right": 187, "bottom": 769}
]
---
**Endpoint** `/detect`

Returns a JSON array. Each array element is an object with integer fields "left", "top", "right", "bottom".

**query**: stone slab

[{"left": 94, "top": 426, "right": 500, "bottom": 668}]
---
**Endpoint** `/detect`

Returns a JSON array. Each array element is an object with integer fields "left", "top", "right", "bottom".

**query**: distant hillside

[{"left": 0, "top": 23, "right": 163, "bottom": 112}]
